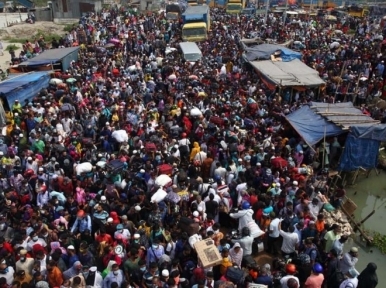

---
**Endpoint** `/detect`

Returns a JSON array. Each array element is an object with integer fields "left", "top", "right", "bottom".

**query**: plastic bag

[
  {"left": 151, "top": 188, "right": 167, "bottom": 203},
  {"left": 112, "top": 130, "right": 128, "bottom": 143},
  {"left": 75, "top": 162, "right": 93, "bottom": 175}
]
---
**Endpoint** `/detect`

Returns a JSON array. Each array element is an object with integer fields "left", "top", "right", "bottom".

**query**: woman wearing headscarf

[{"left": 357, "top": 262, "right": 378, "bottom": 288}]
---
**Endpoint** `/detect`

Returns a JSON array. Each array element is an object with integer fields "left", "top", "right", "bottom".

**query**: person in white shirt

[
  {"left": 191, "top": 195, "right": 206, "bottom": 212},
  {"left": 0, "top": 260, "right": 14, "bottom": 286},
  {"left": 61, "top": 116, "right": 73, "bottom": 134},
  {"left": 189, "top": 233, "right": 202, "bottom": 249},
  {"left": 26, "top": 232, "right": 47, "bottom": 252},
  {"left": 166, "top": 233, "right": 177, "bottom": 260},
  {"left": 214, "top": 163, "right": 226, "bottom": 180},
  {"left": 308, "top": 197, "right": 324, "bottom": 219},
  {"left": 83, "top": 266, "right": 103, "bottom": 288},
  {"left": 268, "top": 212, "right": 281, "bottom": 256},
  {"left": 114, "top": 224, "right": 131, "bottom": 241},
  {"left": 230, "top": 202, "right": 253, "bottom": 232},
  {"left": 279, "top": 222, "right": 299, "bottom": 258},
  {"left": 15, "top": 249, "right": 34, "bottom": 275}
]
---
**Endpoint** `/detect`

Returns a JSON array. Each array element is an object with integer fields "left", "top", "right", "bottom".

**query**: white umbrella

[
  {"left": 190, "top": 107, "right": 202, "bottom": 117},
  {"left": 165, "top": 46, "right": 177, "bottom": 55},
  {"left": 50, "top": 78, "right": 63, "bottom": 85},
  {"left": 168, "top": 74, "right": 177, "bottom": 80},
  {"left": 359, "top": 77, "right": 368, "bottom": 81},
  {"left": 330, "top": 42, "right": 340, "bottom": 49},
  {"left": 334, "top": 29, "right": 343, "bottom": 34},
  {"left": 155, "top": 174, "right": 172, "bottom": 187}
]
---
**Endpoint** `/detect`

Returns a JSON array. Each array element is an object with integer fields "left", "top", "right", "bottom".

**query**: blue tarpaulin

[
  {"left": 286, "top": 105, "right": 343, "bottom": 146},
  {"left": 338, "top": 134, "right": 380, "bottom": 171},
  {"left": 338, "top": 124, "right": 386, "bottom": 171},
  {"left": 243, "top": 43, "right": 302, "bottom": 62},
  {"left": 0, "top": 72, "right": 50, "bottom": 108},
  {"left": 18, "top": 47, "right": 79, "bottom": 71}
]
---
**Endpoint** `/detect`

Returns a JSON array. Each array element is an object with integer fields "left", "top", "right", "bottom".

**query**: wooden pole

[
  {"left": 322, "top": 125, "right": 327, "bottom": 169},
  {"left": 334, "top": 60, "right": 347, "bottom": 102},
  {"left": 359, "top": 210, "right": 375, "bottom": 225},
  {"left": 340, "top": 205, "right": 373, "bottom": 245}
]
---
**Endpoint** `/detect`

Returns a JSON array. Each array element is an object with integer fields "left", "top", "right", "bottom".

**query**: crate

[{"left": 342, "top": 197, "right": 357, "bottom": 216}]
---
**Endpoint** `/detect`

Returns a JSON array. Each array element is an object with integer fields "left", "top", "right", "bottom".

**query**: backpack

[
  {"left": 225, "top": 266, "right": 244, "bottom": 285},
  {"left": 327, "top": 261, "right": 345, "bottom": 288}
]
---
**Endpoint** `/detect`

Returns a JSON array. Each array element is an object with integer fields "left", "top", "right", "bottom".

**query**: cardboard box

[{"left": 194, "top": 238, "right": 222, "bottom": 268}]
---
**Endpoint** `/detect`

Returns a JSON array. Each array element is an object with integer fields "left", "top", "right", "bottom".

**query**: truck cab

[{"left": 182, "top": 5, "right": 210, "bottom": 42}]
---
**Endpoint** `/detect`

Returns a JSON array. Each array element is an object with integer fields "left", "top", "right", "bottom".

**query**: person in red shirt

[
  {"left": 95, "top": 227, "right": 113, "bottom": 246},
  {"left": 249, "top": 189, "right": 258, "bottom": 207},
  {"left": 0, "top": 239, "right": 12, "bottom": 256}
]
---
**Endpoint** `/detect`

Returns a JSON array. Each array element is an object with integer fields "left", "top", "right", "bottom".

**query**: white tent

[{"left": 249, "top": 59, "right": 325, "bottom": 87}]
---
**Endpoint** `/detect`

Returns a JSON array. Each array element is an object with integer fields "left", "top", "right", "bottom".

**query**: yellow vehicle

[
  {"left": 182, "top": 5, "right": 210, "bottom": 42},
  {"left": 347, "top": 6, "right": 369, "bottom": 18},
  {"left": 226, "top": 0, "right": 246, "bottom": 14},
  {"left": 188, "top": 0, "right": 198, "bottom": 6}
]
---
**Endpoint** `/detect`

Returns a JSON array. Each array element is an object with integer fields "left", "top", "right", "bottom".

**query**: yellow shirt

[
  {"left": 5, "top": 112, "right": 14, "bottom": 125},
  {"left": 112, "top": 113, "right": 119, "bottom": 122}
]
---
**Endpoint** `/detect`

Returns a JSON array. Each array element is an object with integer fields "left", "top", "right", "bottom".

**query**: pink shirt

[{"left": 305, "top": 273, "right": 324, "bottom": 288}]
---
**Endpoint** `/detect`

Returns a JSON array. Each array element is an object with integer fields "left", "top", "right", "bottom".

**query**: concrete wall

[
  {"left": 35, "top": 8, "right": 53, "bottom": 21},
  {"left": 52, "top": 0, "right": 102, "bottom": 19}
]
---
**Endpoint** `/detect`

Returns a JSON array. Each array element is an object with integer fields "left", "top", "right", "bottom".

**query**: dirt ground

[
  {"left": 0, "top": 21, "right": 66, "bottom": 40},
  {"left": 0, "top": 21, "right": 67, "bottom": 70}
]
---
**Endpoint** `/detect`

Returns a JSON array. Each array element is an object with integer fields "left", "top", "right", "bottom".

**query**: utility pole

[
  {"left": 264, "top": 0, "right": 269, "bottom": 23},
  {"left": 283, "top": 0, "right": 288, "bottom": 24}
]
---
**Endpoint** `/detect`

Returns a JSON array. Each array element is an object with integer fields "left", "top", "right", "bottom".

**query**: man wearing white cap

[
  {"left": 340, "top": 247, "right": 359, "bottom": 275},
  {"left": 270, "top": 183, "right": 281, "bottom": 196},
  {"left": 83, "top": 266, "right": 103, "bottom": 288},
  {"left": 25, "top": 156, "right": 38, "bottom": 174},
  {"left": 16, "top": 249, "right": 34, "bottom": 275}
]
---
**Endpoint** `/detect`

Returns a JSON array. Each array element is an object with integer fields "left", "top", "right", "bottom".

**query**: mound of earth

[{"left": 0, "top": 22, "right": 66, "bottom": 40}]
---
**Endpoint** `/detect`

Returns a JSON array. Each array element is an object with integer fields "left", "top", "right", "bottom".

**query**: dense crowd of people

[{"left": 0, "top": 3, "right": 383, "bottom": 288}]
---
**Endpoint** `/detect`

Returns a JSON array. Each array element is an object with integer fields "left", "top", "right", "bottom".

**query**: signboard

[{"left": 194, "top": 238, "right": 222, "bottom": 268}]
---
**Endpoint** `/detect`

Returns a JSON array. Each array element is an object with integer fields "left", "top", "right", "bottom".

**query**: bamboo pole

[
  {"left": 322, "top": 125, "right": 327, "bottom": 169},
  {"left": 359, "top": 210, "right": 375, "bottom": 225},
  {"left": 341, "top": 205, "right": 373, "bottom": 245}
]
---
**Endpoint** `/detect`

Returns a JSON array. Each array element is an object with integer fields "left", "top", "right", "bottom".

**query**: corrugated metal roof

[{"left": 311, "top": 102, "right": 379, "bottom": 128}]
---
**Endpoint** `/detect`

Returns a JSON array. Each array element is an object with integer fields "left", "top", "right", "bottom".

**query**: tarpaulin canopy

[
  {"left": 286, "top": 105, "right": 343, "bottom": 146},
  {"left": 250, "top": 59, "right": 325, "bottom": 87},
  {"left": 350, "top": 125, "right": 386, "bottom": 141},
  {"left": 0, "top": 72, "right": 50, "bottom": 108},
  {"left": 18, "top": 47, "right": 80, "bottom": 71},
  {"left": 243, "top": 43, "right": 301, "bottom": 62},
  {"left": 338, "top": 124, "right": 386, "bottom": 171}
]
